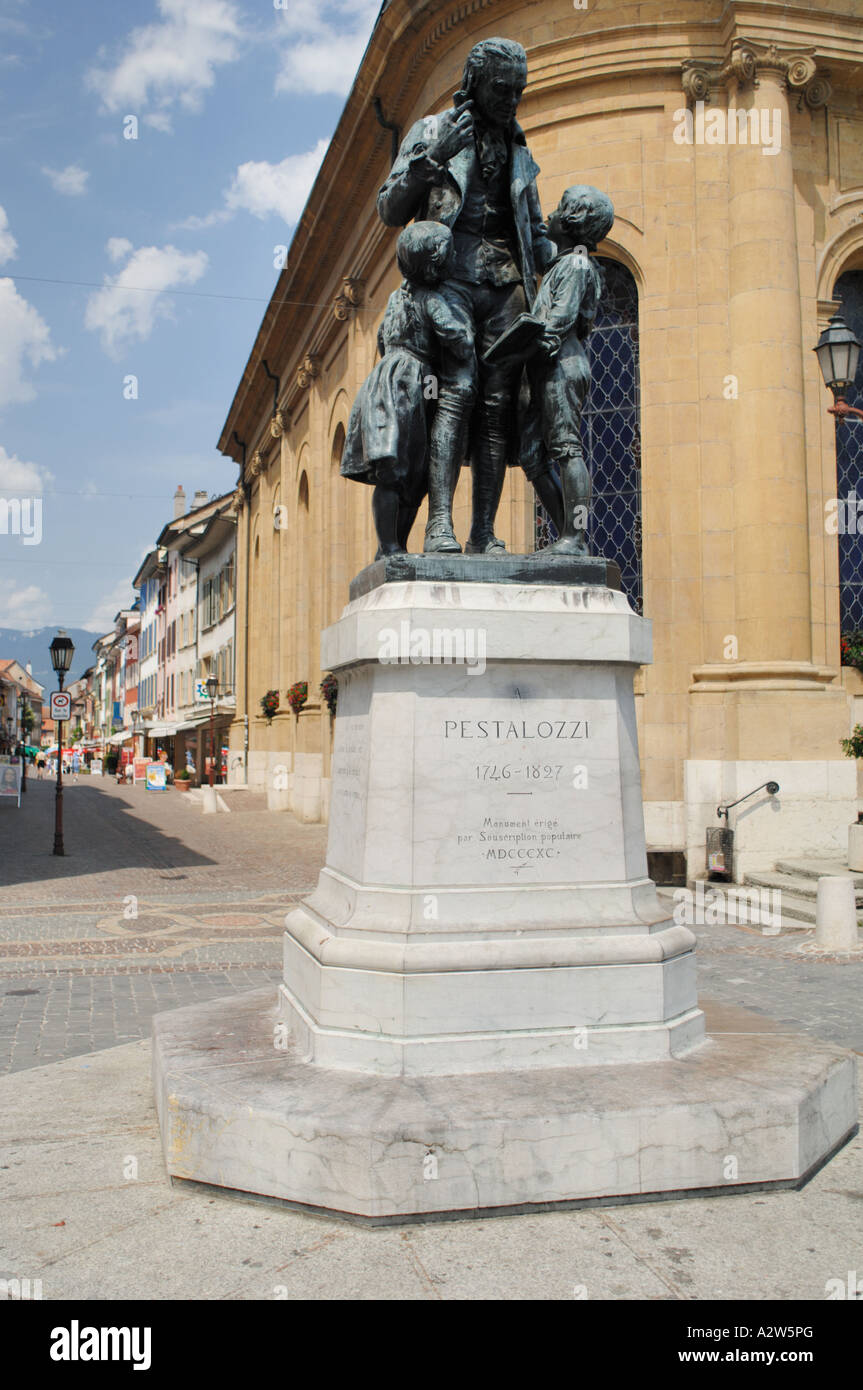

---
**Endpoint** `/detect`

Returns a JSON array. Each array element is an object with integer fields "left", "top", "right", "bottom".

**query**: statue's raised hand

[{"left": 425, "top": 104, "right": 475, "bottom": 165}]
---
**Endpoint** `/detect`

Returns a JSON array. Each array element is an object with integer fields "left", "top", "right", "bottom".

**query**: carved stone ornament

[
  {"left": 685, "top": 39, "right": 830, "bottom": 110},
  {"left": 296, "top": 354, "right": 320, "bottom": 390},
  {"left": 728, "top": 42, "right": 757, "bottom": 85},
  {"left": 233, "top": 485, "right": 245, "bottom": 511},
  {"left": 681, "top": 60, "right": 715, "bottom": 104},
  {"left": 803, "top": 73, "right": 832, "bottom": 110},
  {"left": 270, "top": 408, "right": 287, "bottom": 439},
  {"left": 785, "top": 55, "right": 818, "bottom": 89},
  {"left": 249, "top": 449, "right": 264, "bottom": 478},
  {"left": 333, "top": 278, "right": 365, "bottom": 322}
]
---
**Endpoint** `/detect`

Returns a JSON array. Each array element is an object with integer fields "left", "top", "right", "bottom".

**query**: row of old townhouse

[
  {"left": 73, "top": 485, "right": 238, "bottom": 781},
  {"left": 0, "top": 660, "right": 44, "bottom": 755}
]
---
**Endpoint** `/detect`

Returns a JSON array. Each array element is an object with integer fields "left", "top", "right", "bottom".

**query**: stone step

[
  {"left": 755, "top": 892, "right": 816, "bottom": 927},
  {"left": 745, "top": 869, "right": 863, "bottom": 906},
  {"left": 743, "top": 870, "right": 863, "bottom": 927},
  {"left": 774, "top": 858, "right": 863, "bottom": 886},
  {"left": 688, "top": 876, "right": 862, "bottom": 929},
  {"left": 723, "top": 885, "right": 813, "bottom": 930},
  {"left": 684, "top": 879, "right": 816, "bottom": 930},
  {"left": 215, "top": 788, "right": 269, "bottom": 814}
]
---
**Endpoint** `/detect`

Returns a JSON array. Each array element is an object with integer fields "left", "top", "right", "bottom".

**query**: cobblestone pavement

[
  {"left": 0, "top": 776, "right": 326, "bottom": 899},
  {"left": 1, "top": 780, "right": 862, "bottom": 1073},
  {"left": 0, "top": 778, "right": 323, "bottom": 1072},
  {"left": 690, "top": 921, "right": 863, "bottom": 1054}
]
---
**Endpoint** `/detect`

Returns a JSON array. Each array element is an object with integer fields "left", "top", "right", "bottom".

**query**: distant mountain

[{"left": 0, "top": 627, "right": 103, "bottom": 694}]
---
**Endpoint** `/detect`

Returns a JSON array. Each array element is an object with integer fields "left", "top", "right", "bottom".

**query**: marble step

[
  {"left": 684, "top": 879, "right": 814, "bottom": 930},
  {"left": 745, "top": 869, "right": 863, "bottom": 904},
  {"left": 742, "top": 871, "right": 863, "bottom": 926},
  {"left": 774, "top": 858, "right": 863, "bottom": 886},
  {"left": 723, "top": 883, "right": 812, "bottom": 930}
]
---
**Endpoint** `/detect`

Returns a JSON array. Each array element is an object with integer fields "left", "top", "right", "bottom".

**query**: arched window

[
  {"left": 535, "top": 258, "right": 642, "bottom": 614},
  {"left": 331, "top": 423, "right": 346, "bottom": 469},
  {"left": 329, "top": 423, "right": 349, "bottom": 618},
  {"left": 296, "top": 469, "right": 312, "bottom": 677},
  {"left": 834, "top": 269, "right": 863, "bottom": 633}
]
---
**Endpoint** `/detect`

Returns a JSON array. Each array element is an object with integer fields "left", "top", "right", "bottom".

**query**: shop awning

[
  {"left": 107, "top": 731, "right": 132, "bottom": 745},
  {"left": 146, "top": 723, "right": 179, "bottom": 738},
  {"left": 175, "top": 715, "right": 212, "bottom": 733}
]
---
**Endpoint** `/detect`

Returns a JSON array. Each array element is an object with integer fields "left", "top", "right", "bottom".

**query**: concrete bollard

[
  {"left": 848, "top": 823, "right": 863, "bottom": 872},
  {"left": 815, "top": 875, "right": 859, "bottom": 950},
  {"left": 201, "top": 785, "right": 219, "bottom": 815},
  {"left": 266, "top": 785, "right": 291, "bottom": 813}
]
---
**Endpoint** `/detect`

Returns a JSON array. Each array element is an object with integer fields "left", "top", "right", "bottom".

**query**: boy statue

[{"left": 518, "top": 185, "right": 615, "bottom": 555}]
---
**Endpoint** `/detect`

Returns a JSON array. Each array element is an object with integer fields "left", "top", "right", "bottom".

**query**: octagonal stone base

[{"left": 153, "top": 988, "right": 857, "bottom": 1223}]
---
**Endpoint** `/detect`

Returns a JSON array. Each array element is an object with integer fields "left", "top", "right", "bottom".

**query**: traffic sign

[{"left": 50, "top": 691, "right": 71, "bottom": 720}]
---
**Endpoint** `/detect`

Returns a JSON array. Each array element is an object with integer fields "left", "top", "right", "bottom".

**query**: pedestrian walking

[{"left": 71, "top": 749, "right": 80, "bottom": 783}]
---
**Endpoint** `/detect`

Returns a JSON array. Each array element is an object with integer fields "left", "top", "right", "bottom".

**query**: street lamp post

[
  {"left": 814, "top": 311, "right": 863, "bottom": 423},
  {"left": 17, "top": 692, "right": 27, "bottom": 796},
  {"left": 206, "top": 675, "right": 218, "bottom": 788},
  {"left": 50, "top": 630, "right": 75, "bottom": 856}
]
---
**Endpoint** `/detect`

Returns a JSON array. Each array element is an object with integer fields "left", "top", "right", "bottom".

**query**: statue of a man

[{"left": 378, "top": 37, "right": 555, "bottom": 554}]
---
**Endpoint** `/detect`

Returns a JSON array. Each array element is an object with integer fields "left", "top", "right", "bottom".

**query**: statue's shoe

[
  {"left": 465, "top": 535, "right": 508, "bottom": 557},
  {"left": 424, "top": 525, "right": 461, "bottom": 554},
  {"left": 539, "top": 535, "right": 591, "bottom": 557}
]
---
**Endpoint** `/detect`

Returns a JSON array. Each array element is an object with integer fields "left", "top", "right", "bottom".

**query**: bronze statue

[
  {"left": 340, "top": 223, "right": 473, "bottom": 555},
  {"left": 377, "top": 37, "right": 559, "bottom": 554},
  {"left": 342, "top": 40, "right": 615, "bottom": 564},
  {"left": 519, "top": 186, "right": 615, "bottom": 555}
]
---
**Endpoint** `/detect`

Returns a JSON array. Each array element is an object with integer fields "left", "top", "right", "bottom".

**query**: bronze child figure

[
  {"left": 519, "top": 185, "right": 615, "bottom": 555},
  {"left": 340, "top": 222, "right": 474, "bottom": 555}
]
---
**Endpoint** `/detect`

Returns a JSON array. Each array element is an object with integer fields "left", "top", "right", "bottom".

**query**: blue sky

[{"left": 0, "top": 0, "right": 380, "bottom": 634}]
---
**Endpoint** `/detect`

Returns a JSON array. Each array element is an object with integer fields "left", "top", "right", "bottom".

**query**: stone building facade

[{"left": 218, "top": 0, "right": 863, "bottom": 879}]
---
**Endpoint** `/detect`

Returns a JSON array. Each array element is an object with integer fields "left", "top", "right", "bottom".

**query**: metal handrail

[{"left": 717, "top": 780, "right": 779, "bottom": 822}]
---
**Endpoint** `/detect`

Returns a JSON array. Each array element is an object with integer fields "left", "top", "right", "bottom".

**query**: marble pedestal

[
  {"left": 280, "top": 577, "right": 703, "bottom": 1072},
  {"left": 153, "top": 569, "right": 857, "bottom": 1219}
]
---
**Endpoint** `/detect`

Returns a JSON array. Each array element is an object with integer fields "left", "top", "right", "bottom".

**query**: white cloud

[
  {"left": 143, "top": 110, "right": 174, "bottom": 133},
  {"left": 0, "top": 206, "right": 17, "bottom": 265},
  {"left": 84, "top": 241, "right": 209, "bottom": 358},
  {"left": 179, "top": 138, "right": 329, "bottom": 233},
  {"left": 224, "top": 140, "right": 329, "bottom": 223},
  {"left": 0, "top": 579, "right": 51, "bottom": 628},
  {"left": 42, "top": 164, "right": 89, "bottom": 196},
  {"left": 274, "top": 0, "right": 379, "bottom": 96},
  {"left": 86, "top": 0, "right": 243, "bottom": 128},
  {"left": 175, "top": 207, "right": 233, "bottom": 232},
  {"left": 0, "top": 279, "right": 59, "bottom": 410},
  {"left": 0, "top": 444, "right": 53, "bottom": 495},
  {"left": 85, "top": 578, "right": 137, "bottom": 632},
  {"left": 106, "top": 236, "right": 133, "bottom": 263}
]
